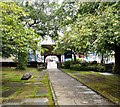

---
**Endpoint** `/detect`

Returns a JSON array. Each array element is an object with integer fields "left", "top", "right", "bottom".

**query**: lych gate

[
  {"left": 41, "top": 45, "right": 61, "bottom": 68},
  {"left": 44, "top": 54, "right": 61, "bottom": 63}
]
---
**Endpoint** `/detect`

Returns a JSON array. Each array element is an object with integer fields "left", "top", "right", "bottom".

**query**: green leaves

[
  {"left": 54, "top": 2, "right": 120, "bottom": 57},
  {"left": 1, "top": 2, "right": 40, "bottom": 69}
]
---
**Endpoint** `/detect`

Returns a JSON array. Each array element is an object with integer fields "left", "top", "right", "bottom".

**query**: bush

[
  {"left": 70, "top": 64, "right": 89, "bottom": 71},
  {"left": 79, "top": 65, "right": 89, "bottom": 71},
  {"left": 64, "top": 61, "right": 106, "bottom": 72},
  {"left": 74, "top": 58, "right": 84, "bottom": 64},
  {"left": 90, "top": 61, "right": 97, "bottom": 65},
  {"left": 64, "top": 61, "right": 71, "bottom": 69},
  {"left": 88, "top": 64, "right": 105, "bottom": 72},
  {"left": 80, "top": 61, "right": 89, "bottom": 66},
  {"left": 105, "top": 64, "right": 114, "bottom": 73},
  {"left": 96, "top": 64, "right": 105, "bottom": 72},
  {"left": 88, "top": 65, "right": 97, "bottom": 71},
  {"left": 70, "top": 64, "right": 80, "bottom": 71}
]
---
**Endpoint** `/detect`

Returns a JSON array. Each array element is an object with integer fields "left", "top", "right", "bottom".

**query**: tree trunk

[
  {"left": 73, "top": 53, "right": 76, "bottom": 62},
  {"left": 72, "top": 49, "right": 76, "bottom": 62},
  {"left": 17, "top": 52, "right": 28, "bottom": 70},
  {"left": 101, "top": 53, "right": 104, "bottom": 64},
  {"left": 114, "top": 45, "right": 120, "bottom": 74}
]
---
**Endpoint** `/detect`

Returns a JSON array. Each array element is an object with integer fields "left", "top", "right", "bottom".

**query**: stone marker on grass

[{"left": 21, "top": 73, "right": 31, "bottom": 80}]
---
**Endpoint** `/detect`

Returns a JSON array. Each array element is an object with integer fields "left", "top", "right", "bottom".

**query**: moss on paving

[
  {"left": 62, "top": 69, "right": 120, "bottom": 104},
  {"left": 1, "top": 67, "right": 54, "bottom": 106}
]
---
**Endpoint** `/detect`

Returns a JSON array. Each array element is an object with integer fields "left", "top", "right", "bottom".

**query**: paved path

[
  {"left": 47, "top": 61, "right": 57, "bottom": 69},
  {"left": 48, "top": 69, "right": 115, "bottom": 106}
]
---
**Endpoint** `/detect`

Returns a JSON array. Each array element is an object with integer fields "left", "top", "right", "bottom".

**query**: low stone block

[{"left": 21, "top": 73, "right": 31, "bottom": 80}]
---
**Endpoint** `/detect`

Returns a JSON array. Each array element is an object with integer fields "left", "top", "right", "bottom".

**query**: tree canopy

[
  {"left": 1, "top": 2, "right": 40, "bottom": 69},
  {"left": 1, "top": 1, "right": 120, "bottom": 73},
  {"left": 54, "top": 1, "right": 120, "bottom": 73}
]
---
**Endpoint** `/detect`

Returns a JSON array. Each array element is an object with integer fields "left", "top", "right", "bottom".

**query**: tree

[
  {"left": 78, "top": 2, "right": 120, "bottom": 73},
  {"left": 54, "top": 2, "right": 99, "bottom": 61},
  {"left": 1, "top": 2, "right": 40, "bottom": 69},
  {"left": 54, "top": 2, "right": 120, "bottom": 74},
  {"left": 21, "top": 1, "right": 61, "bottom": 40},
  {"left": 93, "top": 2, "right": 120, "bottom": 73}
]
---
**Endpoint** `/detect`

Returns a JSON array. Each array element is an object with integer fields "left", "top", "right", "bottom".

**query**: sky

[{"left": 41, "top": 36, "right": 55, "bottom": 45}]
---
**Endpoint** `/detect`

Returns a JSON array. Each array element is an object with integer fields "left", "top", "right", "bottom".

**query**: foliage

[
  {"left": 1, "top": 2, "right": 40, "bottom": 69},
  {"left": 1, "top": 1, "right": 120, "bottom": 72},
  {"left": 22, "top": 1, "right": 48, "bottom": 38},
  {"left": 54, "top": 2, "right": 120, "bottom": 73},
  {"left": 17, "top": 52, "right": 28, "bottom": 70},
  {"left": 64, "top": 60, "right": 106, "bottom": 72},
  {"left": 70, "top": 64, "right": 89, "bottom": 71},
  {"left": 88, "top": 64, "right": 106, "bottom": 72},
  {"left": 70, "top": 64, "right": 80, "bottom": 71},
  {"left": 22, "top": 1, "right": 60, "bottom": 40},
  {"left": 64, "top": 60, "right": 71, "bottom": 69}
]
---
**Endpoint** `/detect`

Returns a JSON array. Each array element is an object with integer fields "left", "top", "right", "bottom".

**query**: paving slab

[
  {"left": 39, "top": 70, "right": 47, "bottom": 77},
  {"left": 48, "top": 69, "right": 116, "bottom": 106},
  {"left": 2, "top": 98, "right": 48, "bottom": 106},
  {"left": 23, "top": 98, "right": 48, "bottom": 105},
  {"left": 36, "top": 87, "right": 48, "bottom": 96}
]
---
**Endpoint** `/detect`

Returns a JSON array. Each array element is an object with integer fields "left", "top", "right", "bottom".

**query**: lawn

[
  {"left": 1, "top": 67, "right": 54, "bottom": 106},
  {"left": 62, "top": 69, "right": 120, "bottom": 105}
]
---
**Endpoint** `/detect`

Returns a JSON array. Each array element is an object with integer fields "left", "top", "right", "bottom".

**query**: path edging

[{"left": 48, "top": 70, "right": 59, "bottom": 107}]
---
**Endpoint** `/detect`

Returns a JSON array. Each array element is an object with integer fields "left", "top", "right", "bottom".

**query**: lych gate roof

[{"left": 40, "top": 36, "right": 56, "bottom": 55}]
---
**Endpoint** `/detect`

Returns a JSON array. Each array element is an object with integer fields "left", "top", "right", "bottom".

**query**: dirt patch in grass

[
  {"left": 75, "top": 74, "right": 93, "bottom": 83},
  {"left": 4, "top": 82, "right": 24, "bottom": 88},
  {"left": 2, "top": 89, "right": 16, "bottom": 97},
  {"left": 36, "top": 87, "right": 48, "bottom": 96},
  {"left": 75, "top": 73, "right": 108, "bottom": 83},
  {"left": 3, "top": 98, "right": 22, "bottom": 103},
  {"left": 2, "top": 82, "right": 24, "bottom": 97}
]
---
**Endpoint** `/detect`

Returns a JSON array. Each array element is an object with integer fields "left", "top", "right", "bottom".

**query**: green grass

[
  {"left": 42, "top": 72, "right": 55, "bottom": 106},
  {"left": 1, "top": 86, "right": 10, "bottom": 91},
  {"left": 62, "top": 69, "right": 120, "bottom": 105},
  {"left": 1, "top": 67, "right": 54, "bottom": 106}
]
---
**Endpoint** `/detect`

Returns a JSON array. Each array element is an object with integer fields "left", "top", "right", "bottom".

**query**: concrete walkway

[
  {"left": 47, "top": 61, "right": 57, "bottom": 69},
  {"left": 48, "top": 69, "right": 115, "bottom": 106}
]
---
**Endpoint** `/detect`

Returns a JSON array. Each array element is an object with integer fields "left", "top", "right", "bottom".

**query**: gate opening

[{"left": 45, "top": 55, "right": 59, "bottom": 69}]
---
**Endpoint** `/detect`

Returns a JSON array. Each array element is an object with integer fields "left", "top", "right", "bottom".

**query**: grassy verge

[
  {"left": 1, "top": 67, "right": 54, "bottom": 106},
  {"left": 62, "top": 69, "right": 120, "bottom": 105}
]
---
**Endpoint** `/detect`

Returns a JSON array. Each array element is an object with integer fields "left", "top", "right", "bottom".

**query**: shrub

[
  {"left": 88, "top": 64, "right": 105, "bottom": 72},
  {"left": 80, "top": 61, "right": 89, "bottom": 66},
  {"left": 79, "top": 65, "right": 89, "bottom": 71},
  {"left": 105, "top": 64, "right": 114, "bottom": 73},
  {"left": 64, "top": 61, "right": 106, "bottom": 72},
  {"left": 70, "top": 64, "right": 89, "bottom": 71},
  {"left": 64, "top": 61, "right": 71, "bottom": 69},
  {"left": 96, "top": 64, "right": 105, "bottom": 72},
  {"left": 70, "top": 64, "right": 80, "bottom": 71},
  {"left": 90, "top": 61, "right": 97, "bottom": 65},
  {"left": 88, "top": 65, "right": 97, "bottom": 71},
  {"left": 74, "top": 58, "right": 84, "bottom": 64}
]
